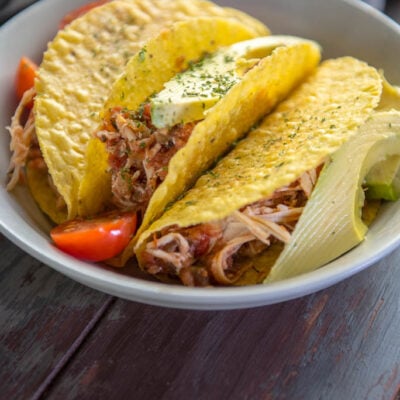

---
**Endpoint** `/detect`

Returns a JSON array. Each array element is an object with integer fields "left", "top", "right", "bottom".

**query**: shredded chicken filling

[
  {"left": 7, "top": 88, "right": 66, "bottom": 211},
  {"left": 7, "top": 88, "right": 36, "bottom": 190},
  {"left": 97, "top": 105, "right": 196, "bottom": 216},
  {"left": 141, "top": 167, "right": 321, "bottom": 286}
]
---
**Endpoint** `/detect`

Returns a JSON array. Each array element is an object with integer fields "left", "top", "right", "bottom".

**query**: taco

[
  {"left": 95, "top": 35, "right": 321, "bottom": 254},
  {"left": 134, "top": 57, "right": 400, "bottom": 286},
  {"left": 7, "top": 0, "right": 268, "bottom": 224}
]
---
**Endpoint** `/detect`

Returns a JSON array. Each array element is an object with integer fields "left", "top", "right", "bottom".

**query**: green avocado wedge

[
  {"left": 266, "top": 110, "right": 400, "bottom": 283},
  {"left": 365, "top": 155, "right": 400, "bottom": 201}
]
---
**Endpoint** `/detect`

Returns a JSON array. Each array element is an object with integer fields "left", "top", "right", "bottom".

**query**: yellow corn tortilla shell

[
  {"left": 25, "top": 162, "right": 66, "bottom": 224},
  {"left": 377, "top": 73, "right": 400, "bottom": 111},
  {"left": 119, "top": 0, "right": 269, "bottom": 37},
  {"left": 135, "top": 57, "right": 383, "bottom": 271},
  {"left": 32, "top": 0, "right": 269, "bottom": 224},
  {"left": 107, "top": 37, "right": 322, "bottom": 266}
]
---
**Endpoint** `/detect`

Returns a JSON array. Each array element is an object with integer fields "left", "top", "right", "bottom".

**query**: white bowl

[{"left": 1, "top": 0, "right": 400, "bottom": 310}]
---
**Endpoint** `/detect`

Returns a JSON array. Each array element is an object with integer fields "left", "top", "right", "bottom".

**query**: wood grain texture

[
  {"left": 41, "top": 248, "right": 400, "bottom": 400},
  {"left": 0, "top": 235, "right": 112, "bottom": 400}
]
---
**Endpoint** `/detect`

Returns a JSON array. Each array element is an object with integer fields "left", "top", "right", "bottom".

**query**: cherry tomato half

[
  {"left": 15, "top": 56, "right": 38, "bottom": 101},
  {"left": 59, "top": 0, "right": 110, "bottom": 29},
  {"left": 50, "top": 211, "right": 137, "bottom": 262}
]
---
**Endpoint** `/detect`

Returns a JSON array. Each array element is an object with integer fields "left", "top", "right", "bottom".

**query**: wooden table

[{"left": 2, "top": 2, "right": 400, "bottom": 399}]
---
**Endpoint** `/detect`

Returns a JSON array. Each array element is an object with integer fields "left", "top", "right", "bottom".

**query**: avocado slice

[
  {"left": 364, "top": 155, "right": 400, "bottom": 201},
  {"left": 366, "top": 74, "right": 400, "bottom": 201},
  {"left": 150, "top": 36, "right": 319, "bottom": 128},
  {"left": 266, "top": 110, "right": 400, "bottom": 283}
]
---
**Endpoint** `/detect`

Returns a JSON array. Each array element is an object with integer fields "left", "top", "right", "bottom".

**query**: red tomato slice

[
  {"left": 50, "top": 211, "right": 137, "bottom": 262},
  {"left": 59, "top": 0, "right": 110, "bottom": 29},
  {"left": 15, "top": 56, "right": 38, "bottom": 101}
]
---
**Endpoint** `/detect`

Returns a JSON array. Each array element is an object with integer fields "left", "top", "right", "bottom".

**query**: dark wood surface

[
  {"left": 2, "top": 234, "right": 400, "bottom": 400},
  {"left": 2, "top": 2, "right": 400, "bottom": 400}
]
